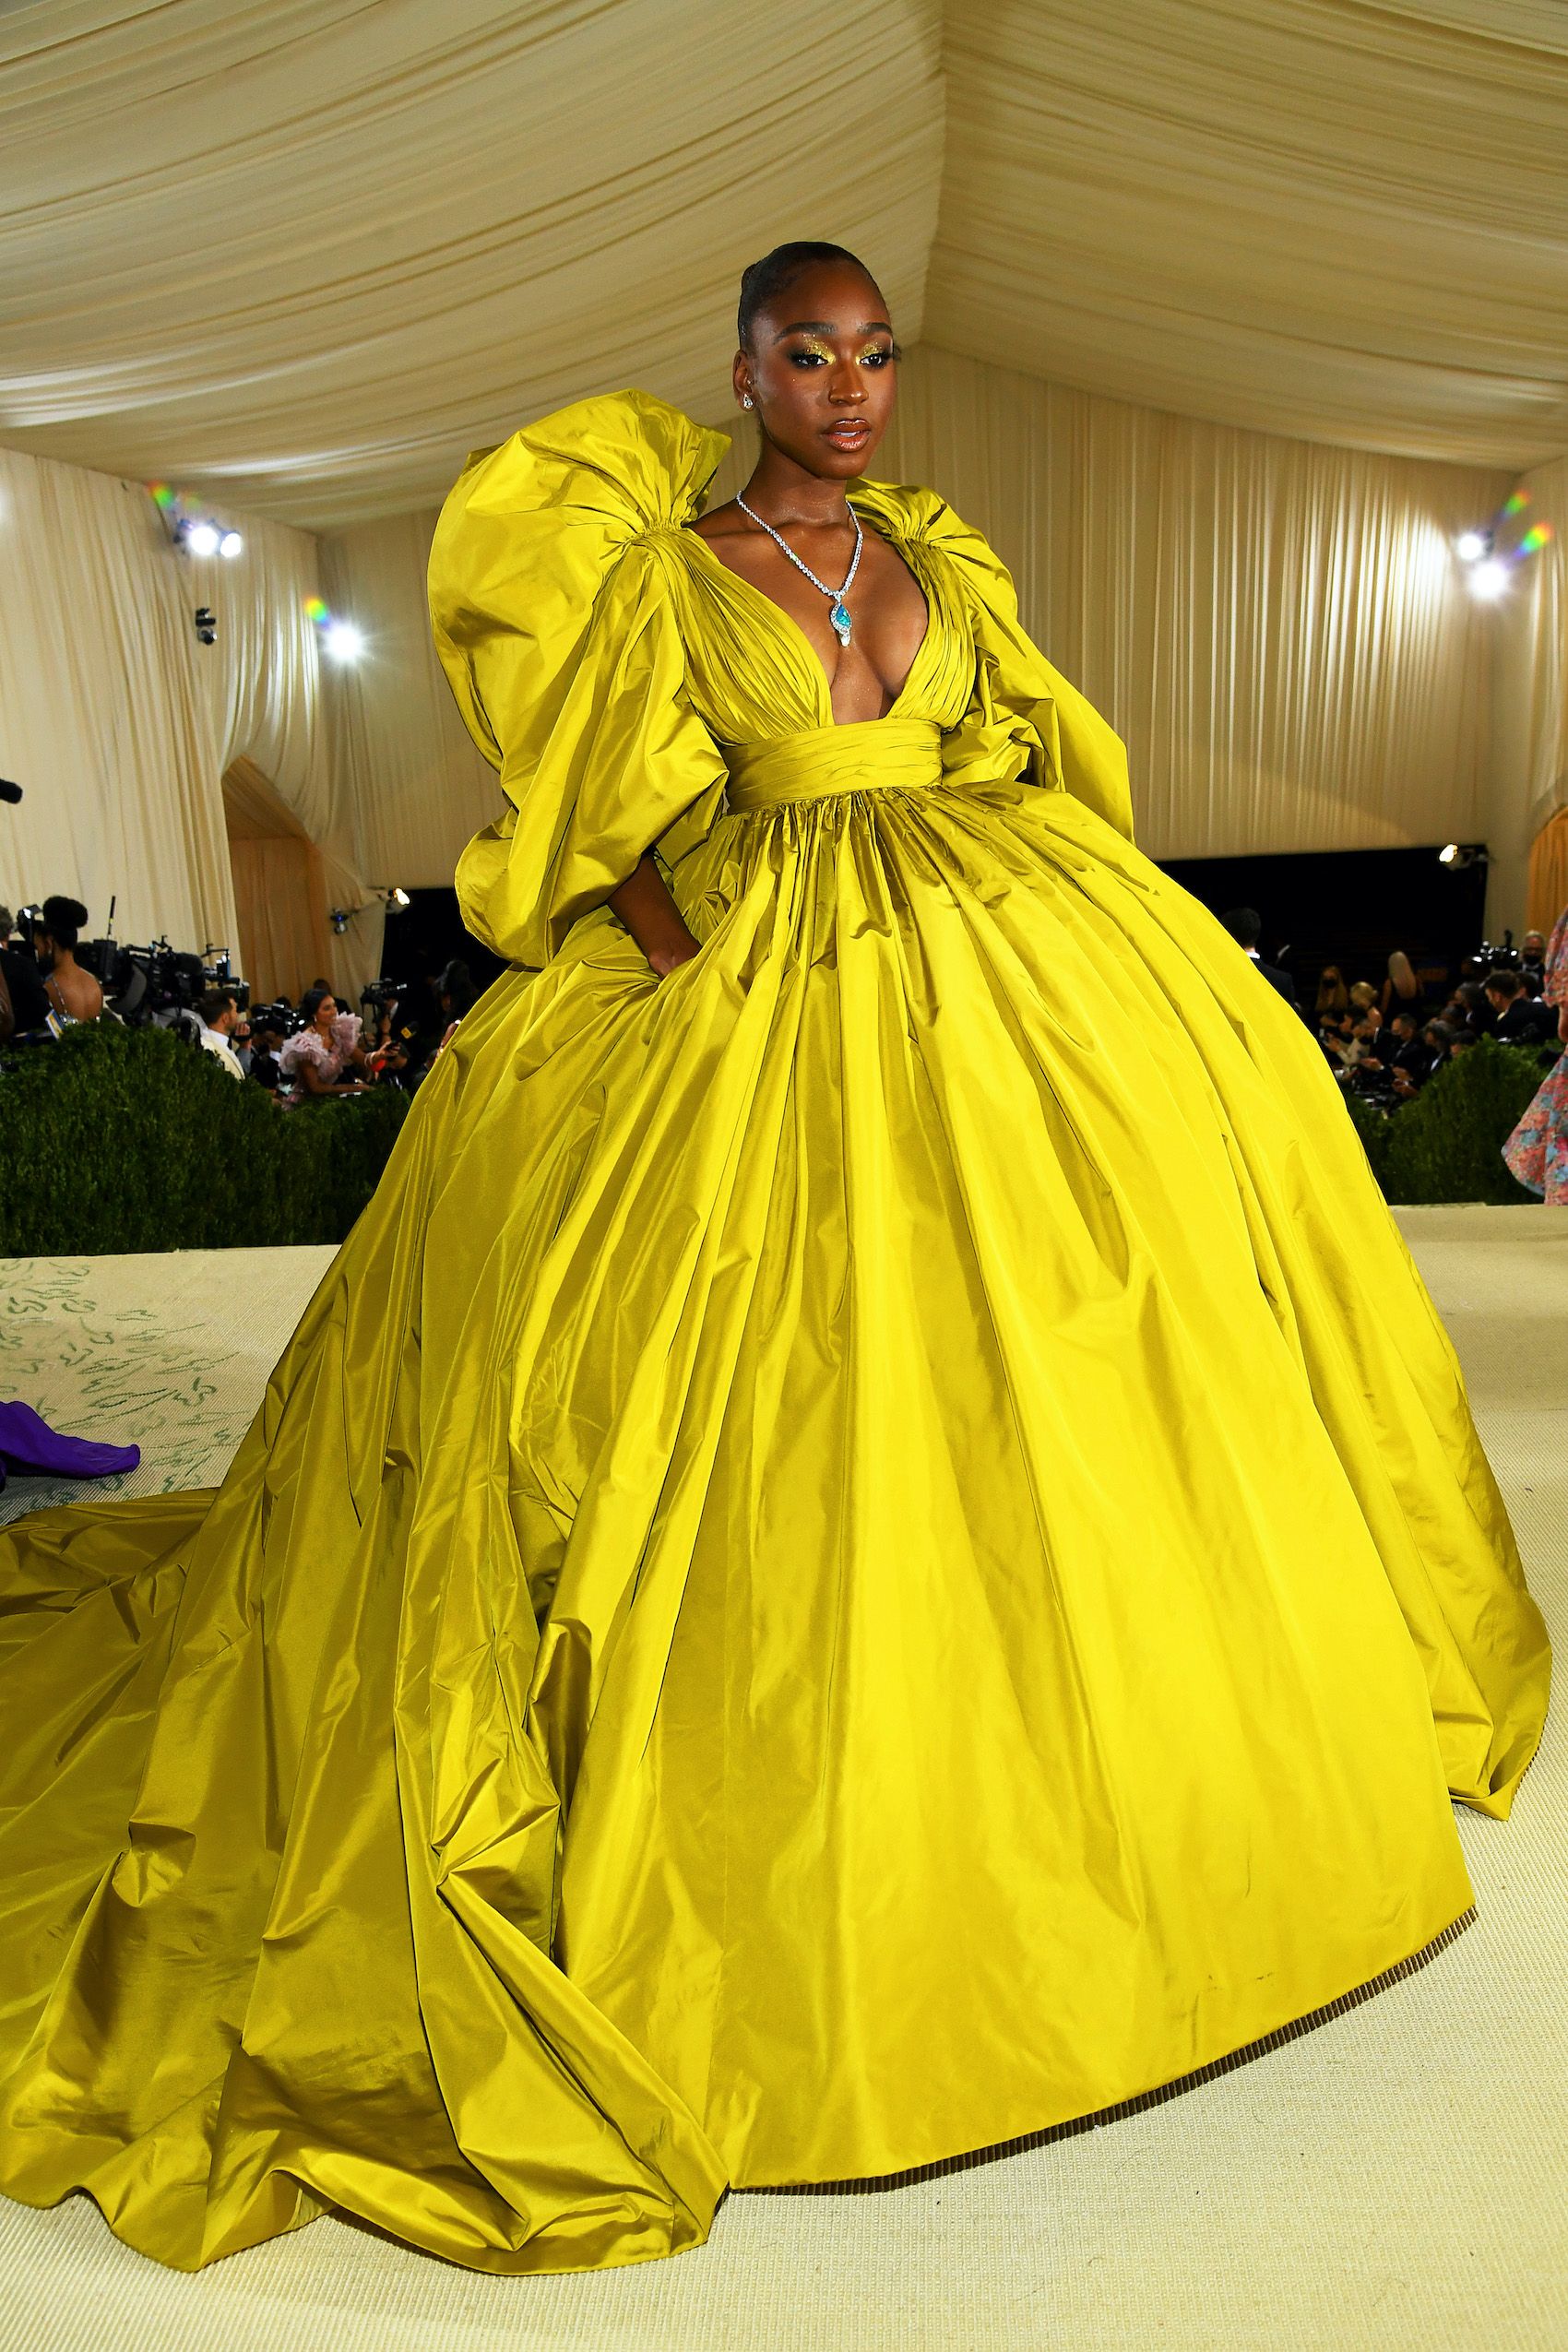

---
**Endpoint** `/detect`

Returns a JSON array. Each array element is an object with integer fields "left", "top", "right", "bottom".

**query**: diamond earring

[{"left": 742, "top": 395, "right": 754, "bottom": 409}]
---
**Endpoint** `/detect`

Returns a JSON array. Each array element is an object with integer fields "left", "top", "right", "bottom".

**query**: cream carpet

[{"left": 1, "top": 1209, "right": 1564, "bottom": 2351}]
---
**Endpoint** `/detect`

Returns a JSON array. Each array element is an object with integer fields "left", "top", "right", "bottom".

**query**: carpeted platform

[{"left": 2, "top": 1208, "right": 1564, "bottom": 2350}]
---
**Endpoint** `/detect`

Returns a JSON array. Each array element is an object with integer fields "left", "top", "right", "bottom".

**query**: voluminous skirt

[{"left": 0, "top": 771, "right": 1550, "bottom": 2274}]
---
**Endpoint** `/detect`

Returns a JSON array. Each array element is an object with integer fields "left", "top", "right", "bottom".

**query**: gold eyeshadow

[{"left": 787, "top": 337, "right": 899, "bottom": 363}]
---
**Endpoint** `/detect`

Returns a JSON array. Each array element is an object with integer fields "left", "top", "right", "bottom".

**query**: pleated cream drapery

[
  {"left": 0, "top": 0, "right": 943, "bottom": 529},
  {"left": 222, "top": 756, "right": 332, "bottom": 1005},
  {"left": 325, "top": 349, "right": 1516, "bottom": 891},
  {"left": 2, "top": 3, "right": 1563, "bottom": 527},
  {"left": 1484, "top": 449, "right": 1568, "bottom": 937},
  {"left": 0, "top": 445, "right": 382, "bottom": 1004},
  {"left": 319, "top": 512, "right": 497, "bottom": 898},
  {"left": 930, "top": 0, "right": 1568, "bottom": 475}
]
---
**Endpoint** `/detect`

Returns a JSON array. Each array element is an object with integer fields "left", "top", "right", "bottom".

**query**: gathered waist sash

[{"left": 723, "top": 719, "right": 944, "bottom": 814}]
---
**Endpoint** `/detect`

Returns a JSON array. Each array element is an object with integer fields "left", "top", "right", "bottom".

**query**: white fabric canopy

[{"left": 1, "top": 1, "right": 1563, "bottom": 528}]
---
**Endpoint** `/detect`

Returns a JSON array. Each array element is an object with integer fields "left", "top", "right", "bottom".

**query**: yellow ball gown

[{"left": 0, "top": 390, "right": 1550, "bottom": 2277}]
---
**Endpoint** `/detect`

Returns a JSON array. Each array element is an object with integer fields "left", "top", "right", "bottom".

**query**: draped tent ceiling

[{"left": 3, "top": 0, "right": 1566, "bottom": 529}]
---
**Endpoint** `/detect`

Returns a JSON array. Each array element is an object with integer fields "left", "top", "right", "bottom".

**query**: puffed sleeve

[
  {"left": 883, "top": 486, "right": 1136, "bottom": 845},
  {"left": 429, "top": 388, "right": 733, "bottom": 969},
  {"left": 279, "top": 1029, "right": 328, "bottom": 1078}
]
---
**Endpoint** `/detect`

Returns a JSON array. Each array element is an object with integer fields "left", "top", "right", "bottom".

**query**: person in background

[
  {"left": 246, "top": 1023, "right": 286, "bottom": 1093},
  {"left": 365, "top": 1003, "right": 410, "bottom": 1083},
  {"left": 1380, "top": 948, "right": 1427, "bottom": 1023},
  {"left": 1317, "top": 1007, "right": 1356, "bottom": 1067},
  {"left": 1503, "top": 904, "right": 1568, "bottom": 1202},
  {"left": 1454, "top": 979, "right": 1498, "bottom": 1038},
  {"left": 0, "top": 906, "right": 49, "bottom": 1040},
  {"left": 1218, "top": 906, "right": 1300, "bottom": 1009},
  {"left": 1388, "top": 1019, "right": 1428, "bottom": 1099},
  {"left": 1519, "top": 930, "right": 1547, "bottom": 995},
  {"left": 1314, "top": 964, "right": 1349, "bottom": 1017},
  {"left": 1484, "top": 968, "right": 1559, "bottom": 1046},
  {"left": 31, "top": 896, "right": 101, "bottom": 1028},
  {"left": 194, "top": 988, "right": 245, "bottom": 1081},
  {"left": 277, "top": 988, "right": 374, "bottom": 1105},
  {"left": 1415, "top": 1017, "right": 1458, "bottom": 1081}
]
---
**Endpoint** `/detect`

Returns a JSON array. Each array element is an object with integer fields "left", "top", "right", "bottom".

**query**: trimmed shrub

[
  {"left": 0, "top": 1021, "right": 408, "bottom": 1254},
  {"left": 1343, "top": 1033, "right": 1557, "bottom": 1206}
]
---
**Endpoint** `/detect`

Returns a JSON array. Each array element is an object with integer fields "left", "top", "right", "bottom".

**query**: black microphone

[{"left": 0, "top": 779, "right": 21, "bottom": 804}]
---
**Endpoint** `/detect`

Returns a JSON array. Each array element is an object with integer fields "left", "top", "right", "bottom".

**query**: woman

[
  {"left": 1502, "top": 903, "right": 1568, "bottom": 1202},
  {"left": 31, "top": 894, "right": 102, "bottom": 1028},
  {"left": 275, "top": 986, "right": 373, "bottom": 1103},
  {"left": 1314, "top": 961, "right": 1349, "bottom": 1016},
  {"left": 1381, "top": 946, "right": 1427, "bottom": 1022},
  {"left": 0, "top": 244, "right": 1550, "bottom": 2277}
]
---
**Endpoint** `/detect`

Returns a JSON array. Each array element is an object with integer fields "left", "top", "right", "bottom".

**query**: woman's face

[
  {"left": 315, "top": 994, "right": 337, "bottom": 1031},
  {"left": 736, "top": 259, "right": 899, "bottom": 481}
]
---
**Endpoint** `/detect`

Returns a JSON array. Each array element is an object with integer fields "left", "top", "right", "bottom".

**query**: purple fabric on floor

[{"left": 0, "top": 1401, "right": 140, "bottom": 1479}]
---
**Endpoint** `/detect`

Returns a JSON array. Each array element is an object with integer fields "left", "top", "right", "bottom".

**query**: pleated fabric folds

[{"left": 0, "top": 390, "right": 1550, "bottom": 2276}]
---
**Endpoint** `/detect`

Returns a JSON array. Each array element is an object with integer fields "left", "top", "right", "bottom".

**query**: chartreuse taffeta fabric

[{"left": 0, "top": 389, "right": 1550, "bottom": 2277}]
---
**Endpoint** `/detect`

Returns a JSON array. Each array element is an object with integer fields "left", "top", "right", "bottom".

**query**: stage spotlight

[
  {"left": 1469, "top": 557, "right": 1509, "bottom": 600},
  {"left": 193, "top": 604, "right": 217, "bottom": 646},
  {"left": 323, "top": 620, "right": 364, "bottom": 662},
  {"left": 330, "top": 908, "right": 350, "bottom": 935},
  {"left": 386, "top": 886, "right": 410, "bottom": 909},
  {"left": 1455, "top": 529, "right": 1489, "bottom": 563},
  {"left": 184, "top": 519, "right": 220, "bottom": 558},
  {"left": 219, "top": 529, "right": 243, "bottom": 559}
]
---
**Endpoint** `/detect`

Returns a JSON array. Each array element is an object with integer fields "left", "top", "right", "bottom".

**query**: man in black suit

[
  {"left": 1484, "top": 968, "right": 1559, "bottom": 1045},
  {"left": 1219, "top": 906, "right": 1301, "bottom": 1012}
]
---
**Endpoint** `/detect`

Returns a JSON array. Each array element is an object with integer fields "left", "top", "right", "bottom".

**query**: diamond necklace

[{"left": 735, "top": 493, "right": 863, "bottom": 646}]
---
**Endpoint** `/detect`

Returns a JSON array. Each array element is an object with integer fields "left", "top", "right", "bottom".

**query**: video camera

[
  {"left": 77, "top": 936, "right": 250, "bottom": 1027},
  {"left": 1464, "top": 933, "right": 1526, "bottom": 981}
]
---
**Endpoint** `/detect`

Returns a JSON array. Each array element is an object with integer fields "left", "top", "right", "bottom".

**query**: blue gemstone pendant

[{"left": 830, "top": 599, "right": 852, "bottom": 645}]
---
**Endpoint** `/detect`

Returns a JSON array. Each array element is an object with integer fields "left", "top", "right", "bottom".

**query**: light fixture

[
  {"left": 378, "top": 886, "right": 410, "bottom": 909},
  {"left": 219, "top": 529, "right": 244, "bottom": 559},
  {"left": 1438, "top": 843, "right": 1490, "bottom": 871},
  {"left": 329, "top": 908, "right": 350, "bottom": 935},
  {"left": 323, "top": 620, "right": 365, "bottom": 663},
  {"left": 1468, "top": 557, "right": 1509, "bottom": 600},
  {"left": 1455, "top": 529, "right": 1489, "bottom": 563},
  {"left": 184, "top": 520, "right": 220, "bottom": 558}
]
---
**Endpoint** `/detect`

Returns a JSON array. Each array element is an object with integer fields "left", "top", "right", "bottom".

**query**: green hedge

[
  {"left": 0, "top": 1020, "right": 409, "bottom": 1254},
  {"left": 0, "top": 1015, "right": 1553, "bottom": 1255},
  {"left": 1343, "top": 1033, "right": 1557, "bottom": 1206}
]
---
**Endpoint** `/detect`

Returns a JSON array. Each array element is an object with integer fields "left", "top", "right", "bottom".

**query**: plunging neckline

[{"left": 681, "top": 504, "right": 933, "bottom": 728}]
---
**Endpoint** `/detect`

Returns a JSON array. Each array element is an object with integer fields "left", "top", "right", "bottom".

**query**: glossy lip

[{"left": 824, "top": 419, "right": 871, "bottom": 443}]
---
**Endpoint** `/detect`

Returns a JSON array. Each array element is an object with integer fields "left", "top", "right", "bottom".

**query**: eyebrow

[{"left": 774, "top": 319, "right": 894, "bottom": 339}]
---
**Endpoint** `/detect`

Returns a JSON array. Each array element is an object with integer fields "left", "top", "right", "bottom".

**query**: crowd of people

[
  {"left": 1217, "top": 907, "right": 1566, "bottom": 1106},
  {"left": 6, "top": 894, "right": 1562, "bottom": 1122},
  {"left": 0, "top": 896, "right": 479, "bottom": 1105}
]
